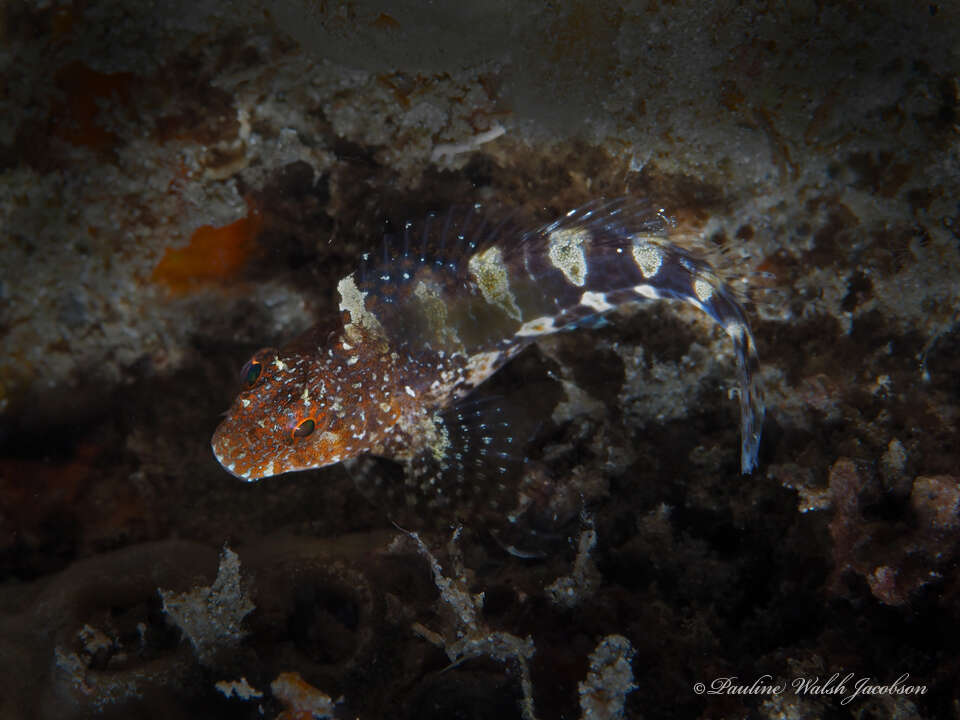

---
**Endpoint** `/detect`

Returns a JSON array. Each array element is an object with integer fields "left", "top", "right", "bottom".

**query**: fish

[{"left": 211, "top": 200, "right": 764, "bottom": 502}]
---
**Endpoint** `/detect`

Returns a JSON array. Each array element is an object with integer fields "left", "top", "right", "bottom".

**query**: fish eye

[
  {"left": 240, "top": 358, "right": 263, "bottom": 389},
  {"left": 292, "top": 418, "right": 315, "bottom": 439}
]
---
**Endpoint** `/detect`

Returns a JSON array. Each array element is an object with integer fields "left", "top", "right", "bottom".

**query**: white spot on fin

[
  {"left": 548, "top": 228, "right": 590, "bottom": 287},
  {"left": 631, "top": 238, "right": 663, "bottom": 278},
  {"left": 338, "top": 275, "right": 384, "bottom": 339},
  {"left": 633, "top": 284, "right": 661, "bottom": 299},
  {"left": 468, "top": 246, "right": 523, "bottom": 321},
  {"left": 693, "top": 278, "right": 714, "bottom": 303},
  {"left": 580, "top": 291, "right": 614, "bottom": 313},
  {"left": 515, "top": 315, "right": 557, "bottom": 337}
]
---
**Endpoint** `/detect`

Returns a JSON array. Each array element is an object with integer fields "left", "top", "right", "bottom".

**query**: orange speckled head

[
  {"left": 212, "top": 345, "right": 351, "bottom": 481},
  {"left": 211, "top": 331, "right": 407, "bottom": 481}
]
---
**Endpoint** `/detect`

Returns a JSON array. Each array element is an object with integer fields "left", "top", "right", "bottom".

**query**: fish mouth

[
  {"left": 211, "top": 440, "right": 259, "bottom": 482},
  {"left": 210, "top": 435, "right": 315, "bottom": 481},
  {"left": 210, "top": 421, "right": 263, "bottom": 481}
]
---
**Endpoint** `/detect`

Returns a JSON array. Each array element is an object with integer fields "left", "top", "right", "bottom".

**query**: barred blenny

[{"left": 211, "top": 200, "right": 764, "bottom": 497}]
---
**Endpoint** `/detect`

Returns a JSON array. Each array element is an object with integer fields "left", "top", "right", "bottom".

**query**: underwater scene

[{"left": 1, "top": 1, "right": 959, "bottom": 718}]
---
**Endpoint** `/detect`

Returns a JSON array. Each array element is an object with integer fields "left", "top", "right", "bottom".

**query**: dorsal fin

[{"left": 346, "top": 206, "right": 520, "bottom": 359}]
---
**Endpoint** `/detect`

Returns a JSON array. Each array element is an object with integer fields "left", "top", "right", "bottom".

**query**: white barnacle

[
  {"left": 347, "top": 355, "right": 359, "bottom": 365},
  {"left": 548, "top": 227, "right": 590, "bottom": 287},
  {"left": 272, "top": 358, "right": 288, "bottom": 371},
  {"left": 240, "top": 398, "right": 251, "bottom": 408},
  {"left": 301, "top": 387, "right": 311, "bottom": 406},
  {"left": 405, "top": 385, "right": 417, "bottom": 398},
  {"left": 631, "top": 237, "right": 663, "bottom": 278},
  {"left": 468, "top": 246, "right": 522, "bottom": 321}
]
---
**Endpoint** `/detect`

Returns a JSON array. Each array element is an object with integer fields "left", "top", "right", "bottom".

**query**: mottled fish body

[{"left": 212, "top": 200, "right": 764, "bottom": 493}]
